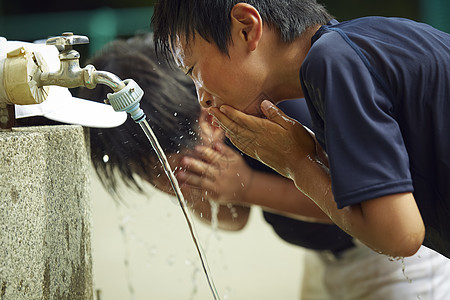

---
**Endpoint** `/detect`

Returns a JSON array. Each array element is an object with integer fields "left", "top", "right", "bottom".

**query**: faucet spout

[
  {"left": 92, "top": 70, "right": 126, "bottom": 93},
  {"left": 37, "top": 64, "right": 126, "bottom": 93}
]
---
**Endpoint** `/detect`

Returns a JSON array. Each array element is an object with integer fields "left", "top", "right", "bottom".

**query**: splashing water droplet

[
  {"left": 166, "top": 255, "right": 176, "bottom": 266},
  {"left": 400, "top": 257, "right": 412, "bottom": 283},
  {"left": 210, "top": 201, "right": 220, "bottom": 231}
]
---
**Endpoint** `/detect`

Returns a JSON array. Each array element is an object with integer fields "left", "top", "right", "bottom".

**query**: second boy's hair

[
  {"left": 78, "top": 34, "right": 201, "bottom": 194},
  {"left": 152, "top": 0, "right": 332, "bottom": 62}
]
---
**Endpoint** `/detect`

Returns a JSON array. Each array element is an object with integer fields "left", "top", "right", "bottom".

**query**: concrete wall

[{"left": 0, "top": 125, "right": 93, "bottom": 300}]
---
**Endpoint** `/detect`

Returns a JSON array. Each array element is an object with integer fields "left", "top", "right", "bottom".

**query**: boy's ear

[{"left": 230, "top": 3, "right": 263, "bottom": 51}]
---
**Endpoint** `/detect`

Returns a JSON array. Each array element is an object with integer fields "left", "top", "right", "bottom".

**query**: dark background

[
  {"left": 0, "top": 0, "right": 447, "bottom": 64},
  {"left": 0, "top": 0, "right": 420, "bottom": 18}
]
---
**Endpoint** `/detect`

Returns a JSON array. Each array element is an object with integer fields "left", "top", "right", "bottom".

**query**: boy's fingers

[
  {"left": 209, "top": 106, "right": 247, "bottom": 133},
  {"left": 178, "top": 172, "right": 208, "bottom": 188},
  {"left": 213, "top": 102, "right": 293, "bottom": 134},
  {"left": 196, "top": 144, "right": 232, "bottom": 164},
  {"left": 213, "top": 142, "right": 235, "bottom": 156},
  {"left": 180, "top": 157, "right": 217, "bottom": 180},
  {"left": 195, "top": 146, "right": 217, "bottom": 163},
  {"left": 220, "top": 105, "right": 259, "bottom": 129},
  {"left": 177, "top": 172, "right": 218, "bottom": 197},
  {"left": 260, "top": 100, "right": 297, "bottom": 130},
  {"left": 213, "top": 127, "right": 226, "bottom": 141}
]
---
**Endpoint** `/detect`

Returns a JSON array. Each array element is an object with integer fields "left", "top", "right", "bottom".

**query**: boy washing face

[
  {"left": 81, "top": 33, "right": 450, "bottom": 299},
  {"left": 152, "top": 0, "right": 450, "bottom": 259}
]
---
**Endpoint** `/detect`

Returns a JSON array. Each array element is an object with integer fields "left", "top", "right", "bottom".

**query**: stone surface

[{"left": 0, "top": 125, "right": 93, "bottom": 300}]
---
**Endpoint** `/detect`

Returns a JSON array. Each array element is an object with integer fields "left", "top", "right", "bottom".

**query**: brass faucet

[
  {"left": 36, "top": 32, "right": 126, "bottom": 93},
  {"left": 0, "top": 33, "right": 144, "bottom": 129}
]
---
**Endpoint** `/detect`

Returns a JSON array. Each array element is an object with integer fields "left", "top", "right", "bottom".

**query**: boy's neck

[{"left": 263, "top": 25, "right": 321, "bottom": 102}]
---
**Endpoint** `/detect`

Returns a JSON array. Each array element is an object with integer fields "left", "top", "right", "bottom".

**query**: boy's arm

[
  {"left": 242, "top": 169, "right": 331, "bottom": 222},
  {"left": 209, "top": 101, "right": 425, "bottom": 257},
  {"left": 179, "top": 142, "right": 330, "bottom": 223}
]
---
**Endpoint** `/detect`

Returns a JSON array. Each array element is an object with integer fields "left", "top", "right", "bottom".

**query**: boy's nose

[{"left": 198, "top": 89, "right": 213, "bottom": 108}]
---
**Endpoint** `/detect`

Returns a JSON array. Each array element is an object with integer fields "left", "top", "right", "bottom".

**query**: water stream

[{"left": 138, "top": 119, "right": 220, "bottom": 300}]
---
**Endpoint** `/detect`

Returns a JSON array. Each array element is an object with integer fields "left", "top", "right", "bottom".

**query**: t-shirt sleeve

[{"left": 301, "top": 30, "right": 413, "bottom": 208}]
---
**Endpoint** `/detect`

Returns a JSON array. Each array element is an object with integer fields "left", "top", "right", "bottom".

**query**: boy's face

[{"left": 172, "top": 34, "right": 270, "bottom": 117}]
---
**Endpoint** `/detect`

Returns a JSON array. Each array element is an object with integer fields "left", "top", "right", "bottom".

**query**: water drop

[
  {"left": 166, "top": 255, "right": 176, "bottom": 266},
  {"left": 210, "top": 201, "right": 219, "bottom": 231},
  {"left": 149, "top": 246, "right": 157, "bottom": 256}
]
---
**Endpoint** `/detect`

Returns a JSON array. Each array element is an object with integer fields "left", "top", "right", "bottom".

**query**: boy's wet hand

[
  {"left": 177, "top": 142, "right": 253, "bottom": 204},
  {"left": 208, "top": 101, "right": 317, "bottom": 179}
]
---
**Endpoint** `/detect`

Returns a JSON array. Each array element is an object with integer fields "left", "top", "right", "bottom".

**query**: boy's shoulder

[
  {"left": 307, "top": 17, "right": 398, "bottom": 57},
  {"left": 302, "top": 26, "right": 357, "bottom": 74},
  {"left": 303, "top": 16, "right": 442, "bottom": 71}
]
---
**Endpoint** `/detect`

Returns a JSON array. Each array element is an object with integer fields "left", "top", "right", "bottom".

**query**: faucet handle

[{"left": 46, "top": 32, "right": 89, "bottom": 51}]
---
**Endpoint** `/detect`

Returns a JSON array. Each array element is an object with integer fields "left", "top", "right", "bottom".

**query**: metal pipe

[
  {"left": 37, "top": 64, "right": 126, "bottom": 93},
  {"left": 92, "top": 70, "right": 126, "bottom": 93},
  {"left": 36, "top": 32, "right": 126, "bottom": 93}
]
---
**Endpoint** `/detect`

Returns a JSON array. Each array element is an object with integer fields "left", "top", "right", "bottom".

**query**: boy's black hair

[
  {"left": 78, "top": 33, "right": 200, "bottom": 195},
  {"left": 152, "top": 0, "right": 333, "bottom": 62}
]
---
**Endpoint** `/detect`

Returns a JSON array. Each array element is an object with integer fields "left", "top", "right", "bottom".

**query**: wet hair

[
  {"left": 152, "top": 0, "right": 333, "bottom": 61},
  {"left": 78, "top": 33, "right": 200, "bottom": 195}
]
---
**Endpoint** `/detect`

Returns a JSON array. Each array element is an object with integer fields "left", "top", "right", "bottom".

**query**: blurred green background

[{"left": 0, "top": 0, "right": 448, "bottom": 62}]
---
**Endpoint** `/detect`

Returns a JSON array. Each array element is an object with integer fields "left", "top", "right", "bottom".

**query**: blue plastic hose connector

[{"left": 107, "top": 79, "right": 146, "bottom": 123}]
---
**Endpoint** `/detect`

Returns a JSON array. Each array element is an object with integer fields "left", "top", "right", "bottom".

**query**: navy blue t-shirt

[
  {"left": 300, "top": 17, "right": 450, "bottom": 257},
  {"left": 238, "top": 98, "right": 356, "bottom": 254}
]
